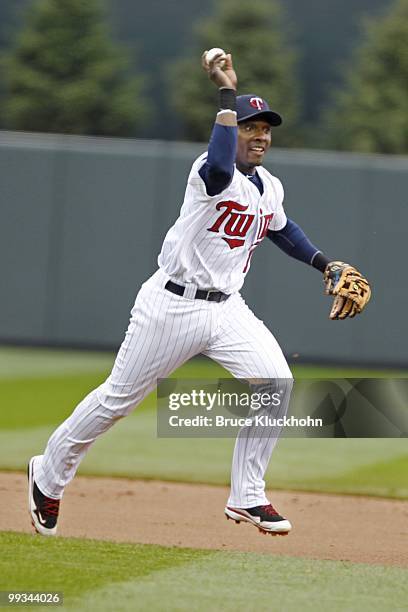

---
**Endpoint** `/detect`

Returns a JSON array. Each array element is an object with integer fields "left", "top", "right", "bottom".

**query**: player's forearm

[
  {"left": 267, "top": 219, "right": 330, "bottom": 272},
  {"left": 199, "top": 123, "right": 237, "bottom": 195},
  {"left": 198, "top": 88, "right": 238, "bottom": 196}
]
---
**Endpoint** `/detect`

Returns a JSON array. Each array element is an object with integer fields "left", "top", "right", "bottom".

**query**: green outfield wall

[{"left": 0, "top": 131, "right": 405, "bottom": 365}]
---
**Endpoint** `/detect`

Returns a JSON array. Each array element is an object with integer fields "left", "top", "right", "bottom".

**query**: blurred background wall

[{"left": 1, "top": 131, "right": 406, "bottom": 365}]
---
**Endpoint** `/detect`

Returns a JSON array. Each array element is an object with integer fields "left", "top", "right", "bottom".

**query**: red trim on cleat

[{"left": 224, "top": 505, "right": 292, "bottom": 535}]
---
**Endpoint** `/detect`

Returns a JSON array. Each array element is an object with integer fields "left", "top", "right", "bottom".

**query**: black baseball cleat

[
  {"left": 28, "top": 456, "right": 60, "bottom": 536},
  {"left": 225, "top": 503, "right": 292, "bottom": 535}
]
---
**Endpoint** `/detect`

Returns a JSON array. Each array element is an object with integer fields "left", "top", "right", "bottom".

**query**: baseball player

[{"left": 28, "top": 51, "right": 371, "bottom": 537}]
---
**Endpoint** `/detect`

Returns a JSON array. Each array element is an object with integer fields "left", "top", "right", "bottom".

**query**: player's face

[{"left": 236, "top": 120, "right": 272, "bottom": 174}]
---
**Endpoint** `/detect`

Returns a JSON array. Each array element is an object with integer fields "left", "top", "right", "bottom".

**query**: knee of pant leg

[
  {"left": 250, "top": 364, "right": 293, "bottom": 388},
  {"left": 272, "top": 360, "right": 293, "bottom": 381},
  {"left": 249, "top": 350, "right": 293, "bottom": 383},
  {"left": 283, "top": 363, "right": 293, "bottom": 380},
  {"left": 96, "top": 379, "right": 142, "bottom": 417},
  {"left": 250, "top": 371, "right": 293, "bottom": 419}
]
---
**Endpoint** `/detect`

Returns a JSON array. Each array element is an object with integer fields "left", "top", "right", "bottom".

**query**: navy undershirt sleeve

[
  {"left": 267, "top": 218, "right": 323, "bottom": 267},
  {"left": 198, "top": 123, "right": 237, "bottom": 196}
]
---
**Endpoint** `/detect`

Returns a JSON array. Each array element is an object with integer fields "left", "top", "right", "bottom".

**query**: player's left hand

[
  {"left": 202, "top": 52, "right": 237, "bottom": 90},
  {"left": 323, "top": 261, "right": 371, "bottom": 320}
]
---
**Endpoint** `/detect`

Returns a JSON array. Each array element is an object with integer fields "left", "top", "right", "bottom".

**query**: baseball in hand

[{"left": 205, "top": 47, "right": 227, "bottom": 67}]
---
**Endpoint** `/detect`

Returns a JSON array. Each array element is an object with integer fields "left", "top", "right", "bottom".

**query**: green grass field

[
  {"left": 1, "top": 346, "right": 407, "bottom": 611},
  {"left": 1, "top": 532, "right": 406, "bottom": 612},
  {"left": 0, "top": 347, "right": 407, "bottom": 498}
]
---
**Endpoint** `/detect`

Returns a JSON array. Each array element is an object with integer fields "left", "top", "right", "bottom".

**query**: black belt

[{"left": 165, "top": 280, "right": 229, "bottom": 303}]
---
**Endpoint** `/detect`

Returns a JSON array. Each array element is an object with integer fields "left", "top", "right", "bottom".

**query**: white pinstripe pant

[{"left": 35, "top": 269, "right": 293, "bottom": 507}]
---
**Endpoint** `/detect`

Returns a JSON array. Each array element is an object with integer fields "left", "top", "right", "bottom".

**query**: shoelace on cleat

[
  {"left": 259, "top": 504, "right": 279, "bottom": 517},
  {"left": 42, "top": 499, "right": 60, "bottom": 517}
]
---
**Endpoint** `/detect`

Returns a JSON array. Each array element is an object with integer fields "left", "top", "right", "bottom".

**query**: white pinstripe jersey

[{"left": 158, "top": 152, "right": 287, "bottom": 294}]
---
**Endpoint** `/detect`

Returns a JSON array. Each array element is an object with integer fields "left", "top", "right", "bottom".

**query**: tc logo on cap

[{"left": 249, "top": 97, "right": 265, "bottom": 111}]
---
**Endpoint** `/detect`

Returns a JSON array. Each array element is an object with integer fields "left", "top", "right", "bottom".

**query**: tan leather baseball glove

[{"left": 324, "top": 261, "right": 371, "bottom": 320}]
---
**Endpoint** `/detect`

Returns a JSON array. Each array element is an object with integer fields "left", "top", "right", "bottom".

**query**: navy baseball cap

[{"left": 236, "top": 94, "right": 282, "bottom": 126}]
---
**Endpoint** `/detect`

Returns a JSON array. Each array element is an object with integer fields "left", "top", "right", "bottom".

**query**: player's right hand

[{"left": 202, "top": 52, "right": 237, "bottom": 90}]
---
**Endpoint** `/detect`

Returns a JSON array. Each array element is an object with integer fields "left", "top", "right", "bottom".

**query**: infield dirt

[{"left": 1, "top": 472, "right": 407, "bottom": 566}]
